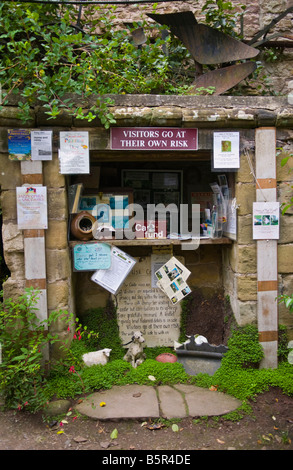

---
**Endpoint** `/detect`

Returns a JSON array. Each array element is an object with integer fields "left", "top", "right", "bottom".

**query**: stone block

[
  {"left": 0, "top": 106, "right": 34, "bottom": 127},
  {"left": 3, "top": 251, "right": 25, "bottom": 280},
  {"left": 46, "top": 249, "right": 70, "bottom": 282},
  {"left": 279, "top": 214, "right": 293, "bottom": 243},
  {"left": 47, "top": 280, "right": 69, "bottom": 310},
  {"left": 2, "top": 222, "right": 23, "bottom": 252},
  {"left": 113, "top": 106, "right": 153, "bottom": 126},
  {"left": 48, "top": 309, "right": 72, "bottom": 335},
  {"left": 236, "top": 152, "right": 255, "bottom": 183},
  {"left": 237, "top": 301, "right": 257, "bottom": 326},
  {"left": 278, "top": 244, "right": 293, "bottom": 273},
  {"left": 0, "top": 190, "right": 17, "bottom": 221},
  {"left": 45, "top": 219, "right": 68, "bottom": 250},
  {"left": 47, "top": 188, "right": 68, "bottom": 220},
  {"left": 237, "top": 275, "right": 257, "bottom": 301},
  {"left": 36, "top": 108, "right": 72, "bottom": 127},
  {"left": 150, "top": 106, "right": 182, "bottom": 126},
  {"left": 235, "top": 182, "right": 255, "bottom": 216},
  {"left": 0, "top": 154, "right": 22, "bottom": 189},
  {"left": 223, "top": 242, "right": 237, "bottom": 272},
  {"left": 281, "top": 273, "right": 293, "bottom": 295},
  {"left": 237, "top": 215, "right": 253, "bottom": 244},
  {"left": 43, "top": 155, "right": 66, "bottom": 188},
  {"left": 278, "top": 182, "right": 293, "bottom": 215},
  {"left": 237, "top": 245, "right": 257, "bottom": 274},
  {"left": 2, "top": 278, "right": 26, "bottom": 302},
  {"left": 277, "top": 150, "right": 293, "bottom": 182}
]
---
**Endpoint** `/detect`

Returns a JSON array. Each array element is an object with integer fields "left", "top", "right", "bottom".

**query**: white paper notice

[
  {"left": 91, "top": 246, "right": 136, "bottom": 295},
  {"left": 154, "top": 256, "right": 191, "bottom": 304},
  {"left": 253, "top": 202, "right": 280, "bottom": 239},
  {"left": 59, "top": 131, "right": 89, "bottom": 174},
  {"left": 213, "top": 132, "right": 240, "bottom": 169},
  {"left": 17, "top": 186, "right": 48, "bottom": 229},
  {"left": 151, "top": 254, "right": 171, "bottom": 288},
  {"left": 31, "top": 130, "right": 52, "bottom": 160}
]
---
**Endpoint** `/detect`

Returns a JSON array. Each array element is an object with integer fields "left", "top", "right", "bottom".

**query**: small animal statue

[
  {"left": 123, "top": 331, "right": 146, "bottom": 368},
  {"left": 174, "top": 334, "right": 208, "bottom": 350},
  {"left": 82, "top": 348, "right": 112, "bottom": 367}
]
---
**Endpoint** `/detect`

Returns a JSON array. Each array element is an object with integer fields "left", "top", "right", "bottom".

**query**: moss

[
  {"left": 80, "top": 300, "right": 124, "bottom": 360},
  {"left": 45, "top": 307, "right": 293, "bottom": 405}
]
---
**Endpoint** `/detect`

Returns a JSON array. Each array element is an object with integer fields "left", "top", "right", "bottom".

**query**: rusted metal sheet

[
  {"left": 147, "top": 11, "right": 259, "bottom": 64},
  {"left": 190, "top": 61, "right": 257, "bottom": 95},
  {"left": 131, "top": 27, "right": 147, "bottom": 46}
]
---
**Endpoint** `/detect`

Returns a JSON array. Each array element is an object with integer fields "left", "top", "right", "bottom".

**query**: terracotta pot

[{"left": 71, "top": 211, "right": 96, "bottom": 241}]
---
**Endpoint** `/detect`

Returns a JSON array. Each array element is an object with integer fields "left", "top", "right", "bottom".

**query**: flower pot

[{"left": 71, "top": 211, "right": 96, "bottom": 241}]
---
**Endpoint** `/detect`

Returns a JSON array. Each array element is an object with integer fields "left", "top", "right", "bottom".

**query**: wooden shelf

[{"left": 69, "top": 237, "right": 232, "bottom": 247}]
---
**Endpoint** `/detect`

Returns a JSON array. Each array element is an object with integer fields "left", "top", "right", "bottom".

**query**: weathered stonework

[{"left": 0, "top": 93, "right": 292, "bottom": 353}]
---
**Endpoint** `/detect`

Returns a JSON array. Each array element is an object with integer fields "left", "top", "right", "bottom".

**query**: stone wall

[
  {"left": 0, "top": 95, "right": 292, "bottom": 346},
  {"left": 91, "top": 0, "right": 293, "bottom": 95},
  {"left": 0, "top": 129, "right": 74, "bottom": 344}
]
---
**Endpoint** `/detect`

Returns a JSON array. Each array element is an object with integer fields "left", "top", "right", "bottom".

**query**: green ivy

[
  {"left": 0, "top": 3, "right": 195, "bottom": 126},
  {"left": 202, "top": 0, "right": 246, "bottom": 38},
  {"left": 0, "top": 288, "right": 75, "bottom": 412}
]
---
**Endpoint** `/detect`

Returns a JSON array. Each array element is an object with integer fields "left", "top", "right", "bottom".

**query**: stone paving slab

[
  {"left": 75, "top": 384, "right": 160, "bottom": 420},
  {"left": 173, "top": 384, "right": 242, "bottom": 417},
  {"left": 157, "top": 385, "right": 187, "bottom": 419},
  {"left": 75, "top": 384, "right": 242, "bottom": 421}
]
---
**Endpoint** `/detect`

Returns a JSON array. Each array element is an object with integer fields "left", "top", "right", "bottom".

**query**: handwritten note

[{"left": 73, "top": 243, "right": 111, "bottom": 271}]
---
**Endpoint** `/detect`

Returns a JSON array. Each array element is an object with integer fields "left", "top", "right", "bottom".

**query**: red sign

[
  {"left": 110, "top": 127, "right": 198, "bottom": 151},
  {"left": 135, "top": 220, "right": 167, "bottom": 239}
]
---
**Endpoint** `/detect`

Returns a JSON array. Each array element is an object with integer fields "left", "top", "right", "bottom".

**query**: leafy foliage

[
  {"left": 1, "top": 292, "right": 292, "bottom": 415},
  {"left": 279, "top": 152, "right": 293, "bottom": 214},
  {"left": 194, "top": 326, "right": 293, "bottom": 402},
  {"left": 0, "top": 288, "right": 100, "bottom": 412},
  {"left": 0, "top": 288, "right": 72, "bottom": 412},
  {"left": 0, "top": 3, "right": 195, "bottom": 126},
  {"left": 202, "top": 0, "right": 246, "bottom": 38}
]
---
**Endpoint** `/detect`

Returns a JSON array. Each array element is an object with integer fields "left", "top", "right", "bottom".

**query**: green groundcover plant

[{"left": 1, "top": 290, "right": 292, "bottom": 415}]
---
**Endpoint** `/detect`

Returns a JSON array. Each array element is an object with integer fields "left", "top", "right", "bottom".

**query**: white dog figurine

[
  {"left": 123, "top": 331, "right": 146, "bottom": 368},
  {"left": 82, "top": 348, "right": 112, "bottom": 367}
]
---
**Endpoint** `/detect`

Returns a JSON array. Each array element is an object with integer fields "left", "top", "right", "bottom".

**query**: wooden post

[
  {"left": 255, "top": 128, "right": 278, "bottom": 368},
  {"left": 20, "top": 161, "right": 48, "bottom": 355}
]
